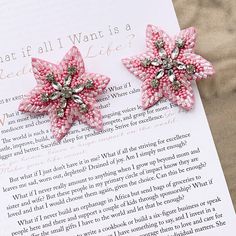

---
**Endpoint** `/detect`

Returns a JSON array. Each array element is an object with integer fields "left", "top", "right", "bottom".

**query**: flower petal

[
  {"left": 122, "top": 53, "right": 160, "bottom": 81},
  {"left": 19, "top": 86, "right": 55, "bottom": 114},
  {"left": 72, "top": 94, "right": 83, "bottom": 104},
  {"left": 146, "top": 24, "right": 173, "bottom": 54},
  {"left": 175, "top": 27, "right": 197, "bottom": 53},
  {"left": 48, "top": 105, "right": 75, "bottom": 141},
  {"left": 80, "top": 108, "right": 103, "bottom": 131},
  {"left": 31, "top": 58, "right": 58, "bottom": 83},
  {"left": 20, "top": 46, "right": 110, "bottom": 141},
  {"left": 141, "top": 77, "right": 164, "bottom": 109},
  {"left": 59, "top": 46, "right": 85, "bottom": 78},
  {"left": 72, "top": 98, "right": 103, "bottom": 131},
  {"left": 74, "top": 73, "right": 110, "bottom": 98},
  {"left": 163, "top": 80, "right": 195, "bottom": 110},
  {"left": 183, "top": 53, "right": 215, "bottom": 80}
]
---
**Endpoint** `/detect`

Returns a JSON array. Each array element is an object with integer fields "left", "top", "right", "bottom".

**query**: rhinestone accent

[
  {"left": 151, "top": 58, "right": 160, "bottom": 66},
  {"left": 159, "top": 48, "right": 167, "bottom": 59},
  {"left": 41, "top": 93, "right": 49, "bottom": 102},
  {"left": 171, "top": 47, "right": 180, "bottom": 60},
  {"left": 85, "top": 80, "right": 94, "bottom": 89},
  {"left": 60, "top": 98, "right": 67, "bottom": 109},
  {"left": 57, "top": 108, "right": 64, "bottom": 118},
  {"left": 72, "top": 94, "right": 83, "bottom": 104},
  {"left": 162, "top": 58, "right": 173, "bottom": 70},
  {"left": 64, "top": 76, "right": 72, "bottom": 86},
  {"left": 168, "top": 69, "right": 176, "bottom": 82},
  {"left": 155, "top": 69, "right": 165, "bottom": 79},
  {"left": 46, "top": 73, "right": 55, "bottom": 82},
  {"left": 172, "top": 80, "right": 181, "bottom": 91},
  {"left": 67, "top": 66, "right": 77, "bottom": 75},
  {"left": 80, "top": 104, "right": 88, "bottom": 113},
  {"left": 175, "top": 61, "right": 186, "bottom": 70},
  {"left": 52, "top": 81, "right": 62, "bottom": 90},
  {"left": 176, "top": 38, "right": 185, "bottom": 48},
  {"left": 150, "top": 79, "right": 159, "bottom": 88},
  {"left": 73, "top": 84, "right": 84, "bottom": 93},
  {"left": 155, "top": 39, "right": 164, "bottom": 49},
  {"left": 186, "top": 64, "right": 196, "bottom": 74},
  {"left": 141, "top": 58, "right": 151, "bottom": 67},
  {"left": 50, "top": 91, "right": 61, "bottom": 100},
  {"left": 61, "top": 87, "right": 73, "bottom": 99}
]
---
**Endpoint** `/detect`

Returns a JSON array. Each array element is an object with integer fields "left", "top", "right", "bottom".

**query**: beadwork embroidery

[
  {"left": 19, "top": 46, "right": 110, "bottom": 141},
  {"left": 122, "top": 25, "right": 214, "bottom": 110}
]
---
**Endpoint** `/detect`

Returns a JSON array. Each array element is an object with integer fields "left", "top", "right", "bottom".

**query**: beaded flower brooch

[
  {"left": 19, "top": 46, "right": 110, "bottom": 141},
  {"left": 122, "top": 25, "right": 214, "bottom": 110},
  {"left": 19, "top": 26, "right": 214, "bottom": 141}
]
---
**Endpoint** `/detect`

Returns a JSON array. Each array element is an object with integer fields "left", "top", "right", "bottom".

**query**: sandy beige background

[{"left": 173, "top": 0, "right": 236, "bottom": 210}]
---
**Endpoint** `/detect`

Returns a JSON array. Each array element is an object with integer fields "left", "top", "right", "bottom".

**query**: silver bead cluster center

[{"left": 41, "top": 66, "right": 94, "bottom": 118}]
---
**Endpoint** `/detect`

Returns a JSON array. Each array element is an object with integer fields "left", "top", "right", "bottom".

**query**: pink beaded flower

[
  {"left": 19, "top": 46, "right": 110, "bottom": 141},
  {"left": 122, "top": 25, "right": 214, "bottom": 110}
]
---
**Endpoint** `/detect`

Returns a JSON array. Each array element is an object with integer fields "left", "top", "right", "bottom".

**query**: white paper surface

[{"left": 0, "top": 0, "right": 235, "bottom": 236}]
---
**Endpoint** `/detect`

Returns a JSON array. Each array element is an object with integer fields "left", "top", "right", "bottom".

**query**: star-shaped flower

[
  {"left": 19, "top": 46, "right": 110, "bottom": 141},
  {"left": 122, "top": 25, "right": 214, "bottom": 110}
]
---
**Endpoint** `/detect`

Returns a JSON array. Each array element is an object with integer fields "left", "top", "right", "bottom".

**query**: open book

[{"left": 0, "top": 0, "right": 235, "bottom": 235}]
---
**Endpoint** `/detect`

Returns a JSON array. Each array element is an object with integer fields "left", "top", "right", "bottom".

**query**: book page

[{"left": 0, "top": 0, "right": 235, "bottom": 235}]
